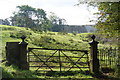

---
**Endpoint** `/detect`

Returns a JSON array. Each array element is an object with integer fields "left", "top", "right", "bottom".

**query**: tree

[
  {"left": 17, "top": 5, "right": 35, "bottom": 18},
  {"left": 78, "top": 1, "right": 120, "bottom": 37},
  {"left": 48, "top": 12, "right": 67, "bottom": 32},
  {"left": 10, "top": 5, "right": 51, "bottom": 31},
  {"left": 48, "top": 12, "right": 60, "bottom": 25},
  {"left": 3, "top": 19, "right": 10, "bottom": 25},
  {"left": 48, "top": 12, "right": 67, "bottom": 25},
  {"left": 95, "top": 3, "right": 120, "bottom": 76},
  {"left": 10, "top": 5, "right": 36, "bottom": 27},
  {"left": 34, "top": 8, "right": 50, "bottom": 31},
  {"left": 78, "top": 1, "right": 120, "bottom": 77},
  {"left": 95, "top": 2, "right": 120, "bottom": 38}
]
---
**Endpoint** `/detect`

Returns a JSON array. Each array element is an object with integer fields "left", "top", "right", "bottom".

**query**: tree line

[{"left": 1, "top": 5, "right": 67, "bottom": 32}]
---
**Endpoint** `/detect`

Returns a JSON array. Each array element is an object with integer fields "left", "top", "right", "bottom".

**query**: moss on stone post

[{"left": 89, "top": 35, "right": 100, "bottom": 74}]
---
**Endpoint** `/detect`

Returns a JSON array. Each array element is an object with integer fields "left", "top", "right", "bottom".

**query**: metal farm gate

[
  {"left": 27, "top": 48, "right": 90, "bottom": 73},
  {"left": 5, "top": 35, "right": 100, "bottom": 74}
]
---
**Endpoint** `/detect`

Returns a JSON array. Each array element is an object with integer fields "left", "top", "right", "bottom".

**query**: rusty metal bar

[
  {"left": 30, "top": 50, "right": 53, "bottom": 72},
  {"left": 86, "top": 52, "right": 90, "bottom": 72},
  {"left": 60, "top": 51, "right": 83, "bottom": 72},
  {"left": 59, "top": 50, "right": 62, "bottom": 72},
  {"left": 67, "top": 52, "right": 86, "bottom": 71},
  {"left": 28, "top": 47, "right": 87, "bottom": 52},
  {"left": 29, "top": 66, "right": 89, "bottom": 68},
  {"left": 29, "top": 61, "right": 88, "bottom": 64},
  {"left": 29, "top": 55, "right": 87, "bottom": 58},
  {"left": 35, "top": 50, "right": 58, "bottom": 71}
]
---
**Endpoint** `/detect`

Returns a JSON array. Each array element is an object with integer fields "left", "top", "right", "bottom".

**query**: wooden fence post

[
  {"left": 89, "top": 35, "right": 100, "bottom": 74},
  {"left": 19, "top": 35, "right": 29, "bottom": 70}
]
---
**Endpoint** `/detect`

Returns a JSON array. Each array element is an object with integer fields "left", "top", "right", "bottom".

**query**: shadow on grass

[
  {"left": 2, "top": 68, "right": 13, "bottom": 78},
  {"left": 35, "top": 70, "right": 91, "bottom": 77},
  {"left": 35, "top": 70, "right": 120, "bottom": 80},
  {"left": 91, "top": 71, "right": 120, "bottom": 80}
]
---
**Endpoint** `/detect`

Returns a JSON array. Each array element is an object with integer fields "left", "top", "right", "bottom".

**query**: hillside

[
  {"left": 1, "top": 25, "right": 94, "bottom": 58},
  {"left": 1, "top": 25, "right": 118, "bottom": 79},
  {"left": 0, "top": 25, "right": 96, "bottom": 78}
]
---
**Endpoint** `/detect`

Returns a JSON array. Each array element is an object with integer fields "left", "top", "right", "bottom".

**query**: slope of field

[
  {"left": 1, "top": 25, "right": 94, "bottom": 57},
  {"left": 1, "top": 25, "right": 95, "bottom": 78}
]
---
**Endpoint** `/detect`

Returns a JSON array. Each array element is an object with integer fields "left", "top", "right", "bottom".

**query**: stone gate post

[
  {"left": 19, "top": 35, "right": 29, "bottom": 70},
  {"left": 6, "top": 42, "right": 20, "bottom": 66},
  {"left": 6, "top": 35, "right": 29, "bottom": 70},
  {"left": 89, "top": 35, "right": 100, "bottom": 74}
]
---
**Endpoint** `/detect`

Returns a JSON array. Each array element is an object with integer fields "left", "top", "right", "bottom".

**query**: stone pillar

[
  {"left": 89, "top": 35, "right": 100, "bottom": 73},
  {"left": 19, "top": 35, "right": 29, "bottom": 70},
  {"left": 6, "top": 42, "right": 20, "bottom": 66},
  {"left": 5, "top": 35, "right": 29, "bottom": 70}
]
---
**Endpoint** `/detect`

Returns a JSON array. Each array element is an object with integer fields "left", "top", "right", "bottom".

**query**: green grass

[
  {"left": 1, "top": 62, "right": 39, "bottom": 78},
  {"left": 1, "top": 25, "right": 118, "bottom": 79},
  {"left": 1, "top": 25, "right": 92, "bottom": 55},
  {"left": 1, "top": 62, "right": 93, "bottom": 79},
  {"left": 0, "top": 25, "right": 94, "bottom": 79}
]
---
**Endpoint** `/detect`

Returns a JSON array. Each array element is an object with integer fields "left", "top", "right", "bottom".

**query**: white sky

[{"left": 0, "top": 0, "right": 98, "bottom": 25}]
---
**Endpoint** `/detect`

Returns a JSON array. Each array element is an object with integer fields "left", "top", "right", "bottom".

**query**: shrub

[
  {"left": 72, "top": 32, "right": 77, "bottom": 35},
  {"left": 57, "top": 32, "right": 68, "bottom": 35},
  {"left": 10, "top": 30, "right": 32, "bottom": 38}
]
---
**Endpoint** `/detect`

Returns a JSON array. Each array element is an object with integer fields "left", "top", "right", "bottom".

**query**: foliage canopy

[
  {"left": 10, "top": 5, "right": 51, "bottom": 31},
  {"left": 78, "top": 1, "right": 120, "bottom": 38},
  {"left": 96, "top": 2, "right": 120, "bottom": 38}
]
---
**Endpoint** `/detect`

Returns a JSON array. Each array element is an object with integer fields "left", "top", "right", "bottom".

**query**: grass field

[{"left": 0, "top": 25, "right": 118, "bottom": 79}]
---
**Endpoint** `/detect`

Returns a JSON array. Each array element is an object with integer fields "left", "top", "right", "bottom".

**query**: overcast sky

[{"left": 0, "top": 0, "right": 99, "bottom": 25}]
